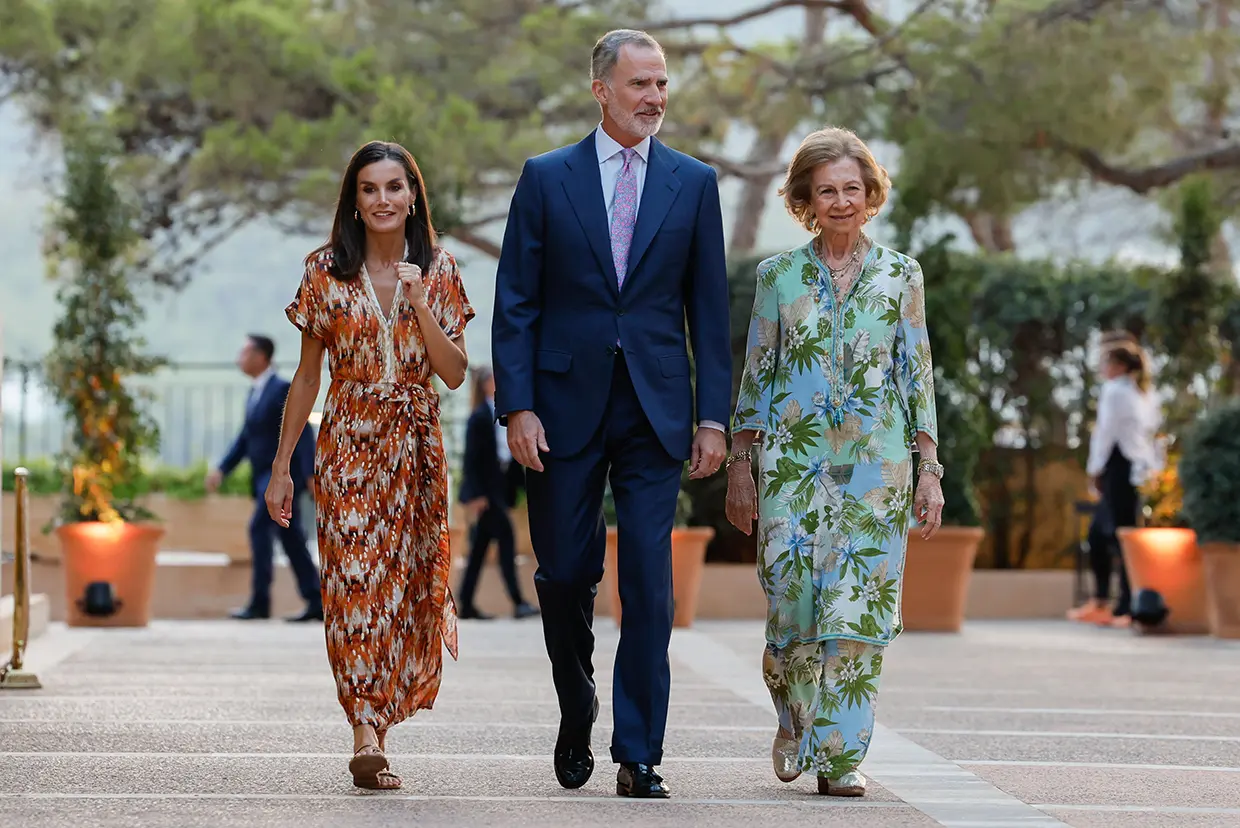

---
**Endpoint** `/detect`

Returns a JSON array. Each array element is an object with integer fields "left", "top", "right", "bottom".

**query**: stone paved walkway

[{"left": 2, "top": 617, "right": 1239, "bottom": 827}]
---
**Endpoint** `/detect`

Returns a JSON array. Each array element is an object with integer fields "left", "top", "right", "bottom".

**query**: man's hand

[
  {"left": 507, "top": 410, "right": 549, "bottom": 473},
  {"left": 205, "top": 469, "right": 223, "bottom": 494},
  {"left": 688, "top": 427, "right": 727, "bottom": 479},
  {"left": 465, "top": 497, "right": 488, "bottom": 521}
]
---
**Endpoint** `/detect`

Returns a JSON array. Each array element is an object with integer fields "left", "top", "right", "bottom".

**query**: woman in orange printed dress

[{"left": 264, "top": 141, "right": 474, "bottom": 790}]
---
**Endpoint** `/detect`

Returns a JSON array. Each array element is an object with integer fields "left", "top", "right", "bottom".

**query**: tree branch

[
  {"left": 697, "top": 153, "right": 789, "bottom": 180},
  {"left": 443, "top": 226, "right": 503, "bottom": 260},
  {"left": 1055, "top": 139, "right": 1240, "bottom": 194},
  {"left": 140, "top": 209, "right": 259, "bottom": 288},
  {"left": 643, "top": 0, "right": 850, "bottom": 31}
]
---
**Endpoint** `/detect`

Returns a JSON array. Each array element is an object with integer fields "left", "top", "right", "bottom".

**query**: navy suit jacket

[
  {"left": 491, "top": 131, "right": 732, "bottom": 461},
  {"left": 458, "top": 401, "right": 524, "bottom": 511},
  {"left": 219, "top": 374, "right": 315, "bottom": 498}
]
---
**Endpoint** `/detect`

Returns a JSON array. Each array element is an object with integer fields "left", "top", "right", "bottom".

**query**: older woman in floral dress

[{"left": 725, "top": 126, "right": 945, "bottom": 797}]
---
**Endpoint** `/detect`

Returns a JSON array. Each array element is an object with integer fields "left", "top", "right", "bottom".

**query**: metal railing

[
  {"left": 1, "top": 358, "right": 470, "bottom": 472},
  {"left": 1, "top": 468, "right": 42, "bottom": 690}
]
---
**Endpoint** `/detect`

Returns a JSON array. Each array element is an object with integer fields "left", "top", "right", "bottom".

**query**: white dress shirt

[
  {"left": 596, "top": 126, "right": 651, "bottom": 227},
  {"left": 247, "top": 366, "right": 276, "bottom": 417},
  {"left": 1086, "top": 375, "right": 1163, "bottom": 486},
  {"left": 594, "top": 125, "right": 724, "bottom": 435},
  {"left": 489, "top": 398, "right": 512, "bottom": 466}
]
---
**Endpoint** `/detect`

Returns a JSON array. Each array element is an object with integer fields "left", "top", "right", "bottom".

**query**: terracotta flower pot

[
  {"left": 1198, "top": 542, "right": 1240, "bottom": 639},
  {"left": 1117, "top": 527, "right": 1208, "bottom": 634},
  {"left": 604, "top": 525, "right": 715, "bottom": 629},
  {"left": 56, "top": 522, "right": 165, "bottom": 628},
  {"left": 900, "top": 526, "right": 984, "bottom": 632}
]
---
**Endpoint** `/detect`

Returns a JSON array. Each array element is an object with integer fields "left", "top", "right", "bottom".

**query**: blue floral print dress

[{"left": 733, "top": 238, "right": 938, "bottom": 779}]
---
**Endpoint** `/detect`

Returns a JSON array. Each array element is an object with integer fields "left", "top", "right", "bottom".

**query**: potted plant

[
  {"left": 42, "top": 128, "right": 166, "bottom": 628},
  {"left": 1116, "top": 441, "right": 1209, "bottom": 634},
  {"left": 603, "top": 472, "right": 714, "bottom": 629},
  {"left": 900, "top": 380, "right": 986, "bottom": 633},
  {"left": 1178, "top": 400, "right": 1240, "bottom": 638}
]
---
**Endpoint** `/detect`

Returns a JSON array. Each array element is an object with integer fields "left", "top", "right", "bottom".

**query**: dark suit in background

[
  {"left": 218, "top": 372, "right": 322, "bottom": 619},
  {"left": 456, "top": 399, "right": 536, "bottom": 619}
]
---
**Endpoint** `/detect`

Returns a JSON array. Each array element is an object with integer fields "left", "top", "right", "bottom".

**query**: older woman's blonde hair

[{"left": 779, "top": 127, "right": 891, "bottom": 233}]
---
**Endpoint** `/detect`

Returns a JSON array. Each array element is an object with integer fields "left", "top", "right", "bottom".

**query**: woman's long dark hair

[{"left": 308, "top": 141, "right": 437, "bottom": 279}]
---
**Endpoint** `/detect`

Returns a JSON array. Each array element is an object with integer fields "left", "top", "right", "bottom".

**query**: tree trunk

[
  {"left": 726, "top": 5, "right": 829, "bottom": 257},
  {"left": 728, "top": 131, "right": 786, "bottom": 256},
  {"left": 963, "top": 211, "right": 1016, "bottom": 252}
]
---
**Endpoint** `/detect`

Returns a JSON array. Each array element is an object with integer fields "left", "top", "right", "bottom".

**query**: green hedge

[{"left": 2, "top": 459, "right": 253, "bottom": 499}]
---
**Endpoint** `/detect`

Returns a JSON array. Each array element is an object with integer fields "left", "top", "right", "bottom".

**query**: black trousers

[
  {"left": 1087, "top": 447, "right": 1138, "bottom": 616},
  {"left": 458, "top": 504, "right": 525, "bottom": 610}
]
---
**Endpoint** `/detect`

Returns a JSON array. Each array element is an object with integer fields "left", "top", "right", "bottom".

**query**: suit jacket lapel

[
  {"left": 248, "top": 375, "right": 279, "bottom": 424},
  {"left": 625, "top": 139, "right": 681, "bottom": 286},
  {"left": 562, "top": 132, "right": 620, "bottom": 297}
]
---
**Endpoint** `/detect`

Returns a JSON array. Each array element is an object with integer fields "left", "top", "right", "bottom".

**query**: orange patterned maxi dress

[{"left": 285, "top": 246, "right": 473, "bottom": 730}]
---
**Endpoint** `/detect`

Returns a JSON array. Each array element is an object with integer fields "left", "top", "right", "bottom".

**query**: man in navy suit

[
  {"left": 456, "top": 365, "right": 539, "bottom": 620},
  {"left": 491, "top": 29, "right": 731, "bottom": 798},
  {"left": 207, "top": 334, "right": 322, "bottom": 622}
]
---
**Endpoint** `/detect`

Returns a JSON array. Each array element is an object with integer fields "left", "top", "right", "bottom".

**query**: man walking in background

[
  {"left": 457, "top": 365, "right": 539, "bottom": 620},
  {"left": 207, "top": 334, "right": 322, "bottom": 622}
]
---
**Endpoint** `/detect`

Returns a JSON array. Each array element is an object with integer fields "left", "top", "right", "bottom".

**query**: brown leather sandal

[
  {"left": 354, "top": 769, "right": 402, "bottom": 790},
  {"left": 349, "top": 744, "right": 390, "bottom": 789}
]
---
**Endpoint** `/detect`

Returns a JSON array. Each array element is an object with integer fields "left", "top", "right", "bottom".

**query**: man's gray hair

[{"left": 590, "top": 29, "right": 664, "bottom": 85}]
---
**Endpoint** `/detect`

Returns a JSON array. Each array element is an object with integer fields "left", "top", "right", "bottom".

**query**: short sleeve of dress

[
  {"left": 431, "top": 249, "right": 475, "bottom": 340},
  {"left": 285, "top": 259, "right": 326, "bottom": 340}
]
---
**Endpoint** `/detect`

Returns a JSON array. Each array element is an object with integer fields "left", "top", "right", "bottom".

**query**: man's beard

[{"left": 609, "top": 98, "right": 664, "bottom": 139}]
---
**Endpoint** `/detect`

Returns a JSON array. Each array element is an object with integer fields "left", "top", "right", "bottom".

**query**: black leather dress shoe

[
  {"left": 285, "top": 605, "right": 324, "bottom": 623},
  {"left": 616, "top": 763, "right": 670, "bottom": 798},
  {"left": 229, "top": 607, "right": 270, "bottom": 620},
  {"left": 554, "top": 695, "right": 599, "bottom": 789}
]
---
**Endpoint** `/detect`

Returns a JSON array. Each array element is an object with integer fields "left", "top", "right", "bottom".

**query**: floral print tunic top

[{"left": 733, "top": 240, "right": 938, "bottom": 648}]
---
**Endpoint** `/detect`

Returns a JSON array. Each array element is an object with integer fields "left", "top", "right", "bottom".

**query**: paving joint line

[{"left": 668, "top": 628, "right": 1072, "bottom": 828}]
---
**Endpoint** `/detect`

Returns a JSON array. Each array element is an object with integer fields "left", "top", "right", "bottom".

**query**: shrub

[{"left": 1179, "top": 399, "right": 1240, "bottom": 544}]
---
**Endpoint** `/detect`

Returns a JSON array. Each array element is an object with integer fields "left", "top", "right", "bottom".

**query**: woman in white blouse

[{"left": 1069, "top": 336, "right": 1161, "bottom": 627}]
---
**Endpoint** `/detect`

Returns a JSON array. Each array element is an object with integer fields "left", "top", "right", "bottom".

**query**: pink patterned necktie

[{"left": 610, "top": 148, "right": 638, "bottom": 287}]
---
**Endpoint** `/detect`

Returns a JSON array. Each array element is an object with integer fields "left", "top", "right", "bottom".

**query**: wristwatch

[{"left": 917, "top": 458, "right": 945, "bottom": 479}]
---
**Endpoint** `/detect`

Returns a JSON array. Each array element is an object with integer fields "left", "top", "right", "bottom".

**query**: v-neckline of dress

[
  {"left": 359, "top": 244, "right": 414, "bottom": 385},
  {"left": 361, "top": 263, "right": 401, "bottom": 329}
]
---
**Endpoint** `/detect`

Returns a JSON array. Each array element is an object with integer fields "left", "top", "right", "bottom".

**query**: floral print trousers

[{"left": 763, "top": 637, "right": 883, "bottom": 778}]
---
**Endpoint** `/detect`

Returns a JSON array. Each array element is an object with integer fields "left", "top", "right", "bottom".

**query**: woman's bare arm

[
  {"left": 273, "top": 333, "right": 325, "bottom": 474},
  {"left": 415, "top": 304, "right": 468, "bottom": 390}
]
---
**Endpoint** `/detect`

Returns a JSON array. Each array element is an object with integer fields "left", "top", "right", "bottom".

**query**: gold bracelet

[{"left": 726, "top": 449, "right": 752, "bottom": 468}]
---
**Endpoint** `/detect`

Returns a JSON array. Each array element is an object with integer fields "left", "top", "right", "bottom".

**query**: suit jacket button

[
  {"left": 617, "top": 307, "right": 626, "bottom": 316},
  {"left": 606, "top": 345, "right": 616, "bottom": 355}
]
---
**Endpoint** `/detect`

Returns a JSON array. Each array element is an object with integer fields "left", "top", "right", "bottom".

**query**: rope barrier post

[{"left": 1, "top": 467, "right": 42, "bottom": 690}]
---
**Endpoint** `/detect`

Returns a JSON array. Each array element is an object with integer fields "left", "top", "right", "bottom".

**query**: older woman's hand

[
  {"left": 914, "top": 474, "right": 945, "bottom": 539},
  {"left": 726, "top": 463, "right": 759, "bottom": 535}
]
